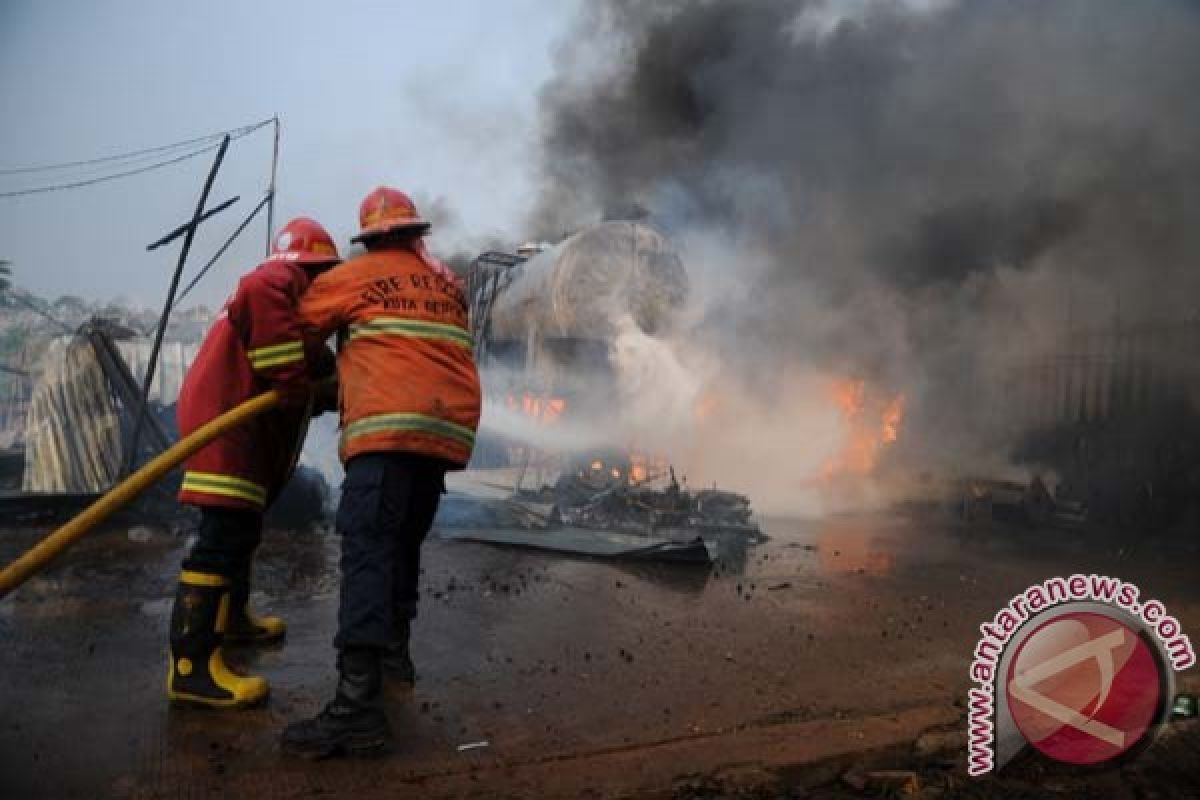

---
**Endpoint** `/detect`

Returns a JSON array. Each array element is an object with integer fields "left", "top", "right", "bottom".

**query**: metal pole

[
  {"left": 123, "top": 135, "right": 231, "bottom": 475},
  {"left": 172, "top": 192, "right": 272, "bottom": 311},
  {"left": 266, "top": 115, "right": 280, "bottom": 256},
  {"left": 146, "top": 195, "right": 239, "bottom": 251}
]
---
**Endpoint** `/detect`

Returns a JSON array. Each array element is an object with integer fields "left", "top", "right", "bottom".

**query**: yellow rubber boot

[{"left": 166, "top": 570, "right": 269, "bottom": 708}]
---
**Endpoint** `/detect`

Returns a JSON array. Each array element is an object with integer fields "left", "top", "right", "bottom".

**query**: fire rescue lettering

[{"left": 359, "top": 274, "right": 467, "bottom": 317}]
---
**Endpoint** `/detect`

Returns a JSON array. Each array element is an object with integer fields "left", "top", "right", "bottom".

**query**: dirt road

[{"left": 2, "top": 511, "right": 1198, "bottom": 798}]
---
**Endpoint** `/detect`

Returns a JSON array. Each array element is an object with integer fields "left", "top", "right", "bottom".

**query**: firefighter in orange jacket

[
  {"left": 167, "top": 217, "right": 340, "bottom": 709},
  {"left": 282, "top": 188, "right": 481, "bottom": 757}
]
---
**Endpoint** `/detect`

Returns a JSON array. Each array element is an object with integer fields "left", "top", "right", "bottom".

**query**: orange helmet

[
  {"left": 351, "top": 186, "right": 430, "bottom": 243},
  {"left": 267, "top": 217, "right": 341, "bottom": 267}
]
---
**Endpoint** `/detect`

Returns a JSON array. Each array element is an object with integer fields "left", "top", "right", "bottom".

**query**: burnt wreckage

[
  {"left": 982, "top": 316, "right": 1200, "bottom": 533},
  {"left": 454, "top": 221, "right": 762, "bottom": 561}
]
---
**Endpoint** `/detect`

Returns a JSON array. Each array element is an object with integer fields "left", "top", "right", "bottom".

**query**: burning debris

[
  {"left": 958, "top": 475, "right": 1056, "bottom": 528},
  {"left": 519, "top": 457, "right": 760, "bottom": 538},
  {"left": 439, "top": 454, "right": 762, "bottom": 565},
  {"left": 452, "top": 219, "right": 766, "bottom": 562},
  {"left": 522, "top": 0, "right": 1200, "bottom": 520}
]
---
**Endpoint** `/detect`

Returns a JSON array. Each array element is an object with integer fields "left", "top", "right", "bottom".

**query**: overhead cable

[
  {"left": 0, "top": 118, "right": 272, "bottom": 176},
  {"left": 0, "top": 120, "right": 272, "bottom": 198}
]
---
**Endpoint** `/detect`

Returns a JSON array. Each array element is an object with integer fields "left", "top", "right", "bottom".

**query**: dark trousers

[
  {"left": 183, "top": 507, "right": 263, "bottom": 577},
  {"left": 334, "top": 452, "right": 446, "bottom": 650}
]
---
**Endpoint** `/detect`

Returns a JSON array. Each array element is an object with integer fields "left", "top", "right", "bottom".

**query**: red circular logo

[{"left": 1006, "top": 611, "right": 1164, "bottom": 765}]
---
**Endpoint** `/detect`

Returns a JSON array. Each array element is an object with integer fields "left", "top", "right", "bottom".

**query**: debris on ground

[
  {"left": 841, "top": 768, "right": 920, "bottom": 796},
  {"left": 437, "top": 460, "right": 762, "bottom": 565},
  {"left": 517, "top": 464, "right": 763, "bottom": 539},
  {"left": 958, "top": 475, "right": 1055, "bottom": 527},
  {"left": 440, "top": 527, "right": 714, "bottom": 564},
  {"left": 912, "top": 725, "right": 968, "bottom": 759}
]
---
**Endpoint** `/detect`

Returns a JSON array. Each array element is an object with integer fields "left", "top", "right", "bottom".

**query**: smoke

[{"left": 518, "top": 0, "right": 1200, "bottom": 510}]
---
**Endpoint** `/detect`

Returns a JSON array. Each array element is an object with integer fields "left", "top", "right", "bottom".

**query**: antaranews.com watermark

[{"left": 967, "top": 574, "right": 1195, "bottom": 776}]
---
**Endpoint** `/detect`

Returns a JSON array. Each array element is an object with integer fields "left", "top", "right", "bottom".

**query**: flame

[
  {"left": 580, "top": 450, "right": 667, "bottom": 486},
  {"left": 820, "top": 378, "right": 904, "bottom": 480},
  {"left": 693, "top": 390, "right": 721, "bottom": 422},
  {"left": 630, "top": 452, "right": 649, "bottom": 484},
  {"left": 881, "top": 395, "right": 904, "bottom": 444},
  {"left": 506, "top": 392, "right": 567, "bottom": 424}
]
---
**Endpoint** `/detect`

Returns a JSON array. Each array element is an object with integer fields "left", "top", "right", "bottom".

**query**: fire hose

[{"left": 0, "top": 387, "right": 290, "bottom": 600}]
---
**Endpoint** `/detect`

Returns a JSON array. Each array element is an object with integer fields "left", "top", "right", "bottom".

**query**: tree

[{"left": 0, "top": 260, "right": 10, "bottom": 294}]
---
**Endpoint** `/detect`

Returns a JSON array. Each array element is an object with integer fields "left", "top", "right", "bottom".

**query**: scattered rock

[
  {"left": 914, "top": 727, "right": 968, "bottom": 758},
  {"left": 841, "top": 769, "right": 867, "bottom": 791},
  {"left": 127, "top": 526, "right": 154, "bottom": 544},
  {"left": 862, "top": 769, "right": 920, "bottom": 796}
]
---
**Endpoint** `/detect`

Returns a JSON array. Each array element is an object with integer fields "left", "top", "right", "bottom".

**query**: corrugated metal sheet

[{"left": 18, "top": 334, "right": 201, "bottom": 492}]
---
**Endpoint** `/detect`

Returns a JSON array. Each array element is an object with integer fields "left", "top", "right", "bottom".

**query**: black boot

[
  {"left": 281, "top": 647, "right": 391, "bottom": 759},
  {"left": 166, "top": 570, "right": 269, "bottom": 708},
  {"left": 381, "top": 618, "right": 415, "bottom": 684},
  {"left": 224, "top": 562, "right": 287, "bottom": 644}
]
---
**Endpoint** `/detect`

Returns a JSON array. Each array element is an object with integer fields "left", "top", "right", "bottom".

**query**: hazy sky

[{"left": 0, "top": 0, "right": 579, "bottom": 309}]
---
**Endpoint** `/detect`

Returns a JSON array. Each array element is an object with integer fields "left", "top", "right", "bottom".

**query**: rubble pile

[{"left": 517, "top": 470, "right": 763, "bottom": 539}]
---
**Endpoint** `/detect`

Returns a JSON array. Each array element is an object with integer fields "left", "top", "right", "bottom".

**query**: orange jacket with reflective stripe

[{"left": 297, "top": 245, "right": 481, "bottom": 467}]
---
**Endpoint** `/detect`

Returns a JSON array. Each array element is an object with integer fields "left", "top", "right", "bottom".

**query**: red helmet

[
  {"left": 351, "top": 186, "right": 430, "bottom": 243},
  {"left": 267, "top": 217, "right": 341, "bottom": 266}
]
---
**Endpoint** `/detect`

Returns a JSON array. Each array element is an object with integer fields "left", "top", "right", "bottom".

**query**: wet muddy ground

[{"left": 1, "top": 510, "right": 1198, "bottom": 798}]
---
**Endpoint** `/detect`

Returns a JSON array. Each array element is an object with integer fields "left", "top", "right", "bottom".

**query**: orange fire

[
  {"left": 881, "top": 395, "right": 904, "bottom": 444},
  {"left": 692, "top": 390, "right": 721, "bottom": 422},
  {"left": 581, "top": 450, "right": 667, "bottom": 486},
  {"left": 627, "top": 451, "right": 668, "bottom": 484},
  {"left": 506, "top": 393, "right": 567, "bottom": 424},
  {"left": 820, "top": 378, "right": 905, "bottom": 479}
]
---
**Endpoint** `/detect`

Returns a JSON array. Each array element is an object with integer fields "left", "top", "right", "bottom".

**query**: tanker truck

[{"left": 466, "top": 219, "right": 689, "bottom": 469}]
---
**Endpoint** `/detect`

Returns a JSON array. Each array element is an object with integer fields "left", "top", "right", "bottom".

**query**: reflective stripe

[
  {"left": 348, "top": 318, "right": 472, "bottom": 349},
  {"left": 181, "top": 471, "right": 267, "bottom": 507},
  {"left": 341, "top": 412, "right": 476, "bottom": 449},
  {"left": 247, "top": 340, "right": 304, "bottom": 358},
  {"left": 180, "top": 570, "right": 228, "bottom": 588},
  {"left": 246, "top": 340, "right": 304, "bottom": 370},
  {"left": 251, "top": 350, "right": 305, "bottom": 370}
]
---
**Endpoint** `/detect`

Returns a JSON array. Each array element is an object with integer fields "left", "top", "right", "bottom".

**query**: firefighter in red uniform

[{"left": 166, "top": 217, "right": 340, "bottom": 709}]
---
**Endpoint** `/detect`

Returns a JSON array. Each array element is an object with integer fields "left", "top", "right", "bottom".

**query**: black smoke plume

[{"left": 528, "top": 0, "right": 1200, "bottom": 482}]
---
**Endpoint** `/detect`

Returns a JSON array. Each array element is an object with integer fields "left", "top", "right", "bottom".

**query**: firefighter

[
  {"left": 166, "top": 217, "right": 340, "bottom": 709},
  {"left": 281, "top": 187, "right": 481, "bottom": 757}
]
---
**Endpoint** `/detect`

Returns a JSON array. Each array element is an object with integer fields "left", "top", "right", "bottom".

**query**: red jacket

[
  {"left": 298, "top": 243, "right": 481, "bottom": 466},
  {"left": 177, "top": 260, "right": 330, "bottom": 511}
]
